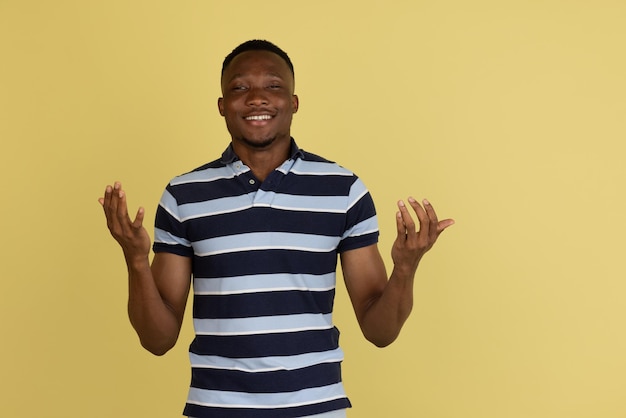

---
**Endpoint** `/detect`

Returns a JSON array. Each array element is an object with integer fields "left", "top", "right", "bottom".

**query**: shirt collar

[{"left": 220, "top": 138, "right": 304, "bottom": 164}]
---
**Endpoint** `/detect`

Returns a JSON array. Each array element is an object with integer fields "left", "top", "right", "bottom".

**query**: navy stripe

[
  {"left": 183, "top": 398, "right": 351, "bottom": 418},
  {"left": 264, "top": 172, "right": 354, "bottom": 196},
  {"left": 191, "top": 159, "right": 225, "bottom": 172},
  {"left": 337, "top": 232, "right": 379, "bottom": 253},
  {"left": 154, "top": 204, "right": 188, "bottom": 242},
  {"left": 183, "top": 209, "right": 347, "bottom": 241},
  {"left": 153, "top": 242, "right": 192, "bottom": 257},
  {"left": 193, "top": 250, "right": 338, "bottom": 278},
  {"left": 190, "top": 362, "right": 342, "bottom": 393},
  {"left": 346, "top": 192, "right": 376, "bottom": 229},
  {"left": 189, "top": 328, "right": 340, "bottom": 358},
  {"left": 172, "top": 177, "right": 250, "bottom": 205},
  {"left": 193, "top": 290, "right": 335, "bottom": 319},
  {"left": 301, "top": 150, "right": 335, "bottom": 164}
]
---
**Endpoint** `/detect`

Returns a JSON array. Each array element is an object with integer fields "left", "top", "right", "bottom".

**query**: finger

[
  {"left": 397, "top": 199, "right": 417, "bottom": 236},
  {"left": 407, "top": 197, "right": 429, "bottom": 239},
  {"left": 394, "top": 206, "right": 407, "bottom": 243},
  {"left": 422, "top": 198, "right": 440, "bottom": 241},
  {"left": 101, "top": 185, "right": 119, "bottom": 231},
  {"left": 101, "top": 184, "right": 113, "bottom": 209},
  {"left": 113, "top": 184, "right": 136, "bottom": 236},
  {"left": 99, "top": 184, "right": 112, "bottom": 207},
  {"left": 108, "top": 182, "right": 122, "bottom": 215},
  {"left": 437, "top": 218, "right": 456, "bottom": 234},
  {"left": 116, "top": 188, "right": 131, "bottom": 225},
  {"left": 132, "top": 207, "right": 145, "bottom": 229}
]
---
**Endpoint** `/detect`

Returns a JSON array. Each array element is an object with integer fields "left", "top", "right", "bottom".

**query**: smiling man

[{"left": 99, "top": 40, "right": 454, "bottom": 418}]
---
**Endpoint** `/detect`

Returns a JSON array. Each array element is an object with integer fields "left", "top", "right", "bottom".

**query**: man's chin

[{"left": 240, "top": 136, "right": 276, "bottom": 149}]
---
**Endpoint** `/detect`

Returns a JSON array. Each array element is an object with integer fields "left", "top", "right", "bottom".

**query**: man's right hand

[
  {"left": 98, "top": 182, "right": 151, "bottom": 261},
  {"left": 98, "top": 182, "right": 191, "bottom": 355}
]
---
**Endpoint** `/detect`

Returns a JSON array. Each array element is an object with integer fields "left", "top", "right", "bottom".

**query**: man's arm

[
  {"left": 99, "top": 182, "right": 192, "bottom": 356},
  {"left": 340, "top": 197, "right": 454, "bottom": 347}
]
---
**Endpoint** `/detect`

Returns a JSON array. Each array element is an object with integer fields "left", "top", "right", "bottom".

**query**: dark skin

[{"left": 99, "top": 49, "right": 454, "bottom": 354}]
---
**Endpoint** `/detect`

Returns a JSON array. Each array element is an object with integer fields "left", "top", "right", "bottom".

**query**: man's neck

[{"left": 231, "top": 138, "right": 291, "bottom": 182}]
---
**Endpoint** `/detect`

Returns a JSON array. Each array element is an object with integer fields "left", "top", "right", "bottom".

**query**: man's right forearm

[{"left": 125, "top": 256, "right": 182, "bottom": 356}]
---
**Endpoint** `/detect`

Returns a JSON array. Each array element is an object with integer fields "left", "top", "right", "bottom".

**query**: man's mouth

[{"left": 245, "top": 114, "right": 273, "bottom": 121}]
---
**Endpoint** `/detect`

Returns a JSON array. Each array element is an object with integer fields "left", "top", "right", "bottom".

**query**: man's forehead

[{"left": 223, "top": 50, "right": 292, "bottom": 78}]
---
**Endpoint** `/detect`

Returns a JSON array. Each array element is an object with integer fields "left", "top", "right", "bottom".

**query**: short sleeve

[
  {"left": 152, "top": 185, "right": 194, "bottom": 257},
  {"left": 337, "top": 177, "right": 379, "bottom": 253}
]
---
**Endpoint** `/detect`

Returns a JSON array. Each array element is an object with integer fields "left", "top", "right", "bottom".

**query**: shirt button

[{"left": 249, "top": 179, "right": 256, "bottom": 185}]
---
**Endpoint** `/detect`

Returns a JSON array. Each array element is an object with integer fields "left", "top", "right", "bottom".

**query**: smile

[{"left": 245, "top": 115, "right": 272, "bottom": 121}]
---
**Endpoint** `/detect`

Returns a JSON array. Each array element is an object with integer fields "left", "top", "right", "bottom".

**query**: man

[{"left": 99, "top": 40, "right": 454, "bottom": 418}]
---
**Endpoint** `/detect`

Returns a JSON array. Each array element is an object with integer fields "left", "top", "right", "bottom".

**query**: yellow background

[{"left": 1, "top": 1, "right": 625, "bottom": 417}]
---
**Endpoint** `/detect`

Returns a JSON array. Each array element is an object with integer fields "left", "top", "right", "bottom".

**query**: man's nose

[{"left": 246, "top": 87, "right": 268, "bottom": 106}]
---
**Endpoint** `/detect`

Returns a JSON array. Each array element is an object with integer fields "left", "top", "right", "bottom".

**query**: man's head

[{"left": 218, "top": 40, "right": 299, "bottom": 150}]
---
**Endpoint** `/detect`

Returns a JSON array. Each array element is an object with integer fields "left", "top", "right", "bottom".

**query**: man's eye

[
  {"left": 232, "top": 86, "right": 247, "bottom": 91},
  {"left": 268, "top": 84, "right": 282, "bottom": 89}
]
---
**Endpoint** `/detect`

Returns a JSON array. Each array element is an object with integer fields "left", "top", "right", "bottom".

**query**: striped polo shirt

[{"left": 153, "top": 139, "right": 379, "bottom": 418}]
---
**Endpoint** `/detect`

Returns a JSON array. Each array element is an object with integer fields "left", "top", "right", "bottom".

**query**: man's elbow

[
  {"left": 140, "top": 338, "right": 176, "bottom": 356},
  {"left": 364, "top": 331, "right": 399, "bottom": 348}
]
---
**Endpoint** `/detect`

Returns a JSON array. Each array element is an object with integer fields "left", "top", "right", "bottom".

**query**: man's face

[{"left": 219, "top": 50, "right": 299, "bottom": 149}]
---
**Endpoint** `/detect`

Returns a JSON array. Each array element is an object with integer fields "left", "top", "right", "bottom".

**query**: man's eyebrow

[
  {"left": 225, "top": 72, "right": 285, "bottom": 83},
  {"left": 224, "top": 73, "right": 244, "bottom": 84},
  {"left": 266, "top": 72, "right": 285, "bottom": 79}
]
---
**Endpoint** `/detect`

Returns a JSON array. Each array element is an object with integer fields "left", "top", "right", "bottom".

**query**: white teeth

[{"left": 245, "top": 115, "right": 272, "bottom": 121}]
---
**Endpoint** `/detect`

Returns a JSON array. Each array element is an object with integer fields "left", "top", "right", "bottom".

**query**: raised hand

[
  {"left": 98, "top": 182, "right": 151, "bottom": 261},
  {"left": 391, "top": 197, "right": 454, "bottom": 274}
]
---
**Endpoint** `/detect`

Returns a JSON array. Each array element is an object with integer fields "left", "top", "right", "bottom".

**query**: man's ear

[
  {"left": 292, "top": 95, "right": 299, "bottom": 113},
  {"left": 218, "top": 97, "right": 225, "bottom": 116}
]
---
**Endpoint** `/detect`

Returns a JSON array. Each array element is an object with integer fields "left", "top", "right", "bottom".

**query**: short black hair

[{"left": 221, "top": 40, "right": 294, "bottom": 78}]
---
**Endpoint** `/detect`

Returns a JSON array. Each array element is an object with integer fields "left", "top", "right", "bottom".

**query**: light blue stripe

[
  {"left": 275, "top": 157, "right": 298, "bottom": 174},
  {"left": 154, "top": 227, "right": 191, "bottom": 247},
  {"left": 347, "top": 178, "right": 369, "bottom": 210},
  {"left": 158, "top": 189, "right": 181, "bottom": 221},
  {"left": 194, "top": 313, "right": 333, "bottom": 335},
  {"left": 289, "top": 160, "right": 353, "bottom": 176},
  {"left": 170, "top": 165, "right": 241, "bottom": 185},
  {"left": 189, "top": 348, "right": 344, "bottom": 372},
  {"left": 194, "top": 273, "right": 336, "bottom": 295},
  {"left": 270, "top": 193, "right": 347, "bottom": 213},
  {"left": 178, "top": 192, "right": 255, "bottom": 222},
  {"left": 194, "top": 232, "right": 341, "bottom": 257},
  {"left": 187, "top": 382, "right": 347, "bottom": 408},
  {"left": 342, "top": 215, "right": 379, "bottom": 240},
  {"left": 177, "top": 192, "right": 350, "bottom": 221}
]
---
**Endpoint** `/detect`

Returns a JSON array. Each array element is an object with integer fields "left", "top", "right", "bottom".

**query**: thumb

[{"left": 131, "top": 207, "right": 145, "bottom": 229}]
